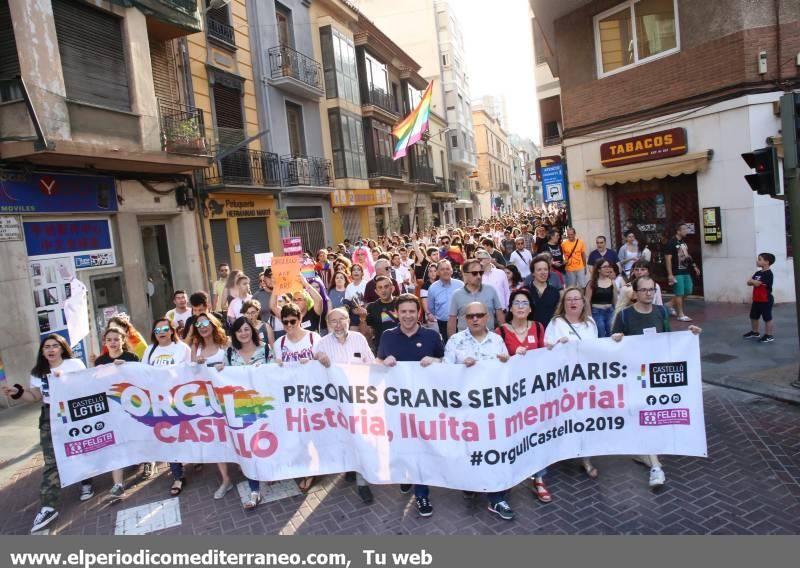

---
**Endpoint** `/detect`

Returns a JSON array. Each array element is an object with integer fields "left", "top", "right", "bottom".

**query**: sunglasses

[
  {"left": 466, "top": 313, "right": 487, "bottom": 320},
  {"left": 153, "top": 325, "right": 171, "bottom": 334},
  {"left": 467, "top": 271, "right": 485, "bottom": 276},
  {"left": 194, "top": 320, "right": 212, "bottom": 328},
  {"left": 282, "top": 318, "right": 299, "bottom": 326}
]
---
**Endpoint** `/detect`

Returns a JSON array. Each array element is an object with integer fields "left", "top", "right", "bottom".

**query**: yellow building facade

[{"left": 472, "top": 107, "right": 512, "bottom": 218}]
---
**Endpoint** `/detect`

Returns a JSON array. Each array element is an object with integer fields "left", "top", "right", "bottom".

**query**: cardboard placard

[{"left": 271, "top": 256, "right": 303, "bottom": 298}]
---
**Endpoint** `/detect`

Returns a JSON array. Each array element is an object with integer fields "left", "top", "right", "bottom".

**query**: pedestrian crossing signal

[{"left": 741, "top": 147, "right": 779, "bottom": 197}]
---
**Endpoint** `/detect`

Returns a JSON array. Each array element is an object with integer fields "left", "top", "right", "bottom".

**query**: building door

[
  {"left": 140, "top": 224, "right": 174, "bottom": 322},
  {"left": 342, "top": 208, "right": 360, "bottom": 241},
  {"left": 286, "top": 101, "right": 306, "bottom": 156},
  {"left": 608, "top": 174, "right": 702, "bottom": 295},
  {"left": 237, "top": 217, "right": 270, "bottom": 284},
  {"left": 276, "top": 3, "right": 293, "bottom": 47}
]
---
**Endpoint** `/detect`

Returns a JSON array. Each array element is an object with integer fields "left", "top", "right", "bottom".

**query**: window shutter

[
  {"left": 213, "top": 82, "right": 245, "bottom": 147},
  {"left": 150, "top": 38, "right": 178, "bottom": 105},
  {"left": 0, "top": 0, "right": 20, "bottom": 79},
  {"left": 237, "top": 218, "right": 270, "bottom": 284},
  {"left": 51, "top": 0, "right": 130, "bottom": 111}
]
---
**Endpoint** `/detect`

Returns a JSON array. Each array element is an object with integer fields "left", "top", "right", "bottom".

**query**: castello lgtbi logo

[
  {"left": 638, "top": 361, "right": 688, "bottom": 388},
  {"left": 107, "top": 380, "right": 278, "bottom": 459}
]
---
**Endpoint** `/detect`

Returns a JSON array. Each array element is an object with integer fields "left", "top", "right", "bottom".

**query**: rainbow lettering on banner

[
  {"left": 392, "top": 81, "right": 433, "bottom": 160},
  {"left": 107, "top": 381, "right": 274, "bottom": 429}
]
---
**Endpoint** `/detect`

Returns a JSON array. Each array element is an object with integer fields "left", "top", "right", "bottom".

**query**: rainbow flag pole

[{"left": 392, "top": 81, "right": 434, "bottom": 160}]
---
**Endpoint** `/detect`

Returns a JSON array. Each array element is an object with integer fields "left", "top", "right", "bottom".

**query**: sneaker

[
  {"left": 759, "top": 334, "right": 775, "bottom": 343},
  {"left": 31, "top": 507, "right": 58, "bottom": 533},
  {"left": 357, "top": 485, "right": 374, "bottom": 504},
  {"left": 677, "top": 315, "right": 692, "bottom": 322},
  {"left": 142, "top": 462, "right": 158, "bottom": 479},
  {"left": 109, "top": 484, "right": 125, "bottom": 499},
  {"left": 243, "top": 491, "right": 261, "bottom": 511},
  {"left": 79, "top": 482, "right": 94, "bottom": 501},
  {"left": 649, "top": 467, "right": 666, "bottom": 488},
  {"left": 415, "top": 496, "right": 433, "bottom": 517},
  {"left": 400, "top": 484, "right": 412, "bottom": 494},
  {"left": 668, "top": 307, "right": 677, "bottom": 317},
  {"left": 213, "top": 481, "right": 234, "bottom": 499},
  {"left": 487, "top": 500, "right": 514, "bottom": 521},
  {"left": 743, "top": 331, "right": 760, "bottom": 339}
]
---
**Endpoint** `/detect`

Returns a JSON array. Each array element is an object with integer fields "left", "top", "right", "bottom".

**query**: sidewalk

[{"left": 673, "top": 299, "right": 799, "bottom": 404}]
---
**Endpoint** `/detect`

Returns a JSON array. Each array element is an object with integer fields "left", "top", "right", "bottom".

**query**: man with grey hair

[
  {"left": 315, "top": 307, "right": 376, "bottom": 503},
  {"left": 363, "top": 258, "right": 401, "bottom": 303},
  {"left": 425, "top": 259, "right": 463, "bottom": 343}
]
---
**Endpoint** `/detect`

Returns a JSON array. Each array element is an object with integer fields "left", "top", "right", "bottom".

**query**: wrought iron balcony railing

[
  {"left": 281, "top": 154, "right": 333, "bottom": 187},
  {"left": 268, "top": 45, "right": 323, "bottom": 91},
  {"left": 159, "top": 100, "right": 207, "bottom": 155},
  {"left": 207, "top": 17, "right": 235, "bottom": 46},
  {"left": 434, "top": 176, "right": 445, "bottom": 192},
  {"left": 368, "top": 154, "right": 401, "bottom": 179},
  {"left": 201, "top": 148, "right": 281, "bottom": 187},
  {"left": 362, "top": 88, "right": 396, "bottom": 114},
  {"left": 412, "top": 163, "right": 435, "bottom": 184},
  {"left": 447, "top": 178, "right": 456, "bottom": 192}
]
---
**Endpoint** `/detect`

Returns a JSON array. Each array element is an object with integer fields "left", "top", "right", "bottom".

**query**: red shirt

[{"left": 496, "top": 322, "right": 545, "bottom": 353}]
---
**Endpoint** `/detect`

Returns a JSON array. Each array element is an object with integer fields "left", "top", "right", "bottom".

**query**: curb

[{"left": 703, "top": 376, "right": 800, "bottom": 405}]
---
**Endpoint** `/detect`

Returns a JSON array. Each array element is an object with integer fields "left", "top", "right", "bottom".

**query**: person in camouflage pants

[{"left": 38, "top": 408, "right": 61, "bottom": 509}]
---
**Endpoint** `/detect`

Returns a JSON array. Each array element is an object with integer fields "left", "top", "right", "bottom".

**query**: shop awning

[{"left": 585, "top": 150, "right": 713, "bottom": 188}]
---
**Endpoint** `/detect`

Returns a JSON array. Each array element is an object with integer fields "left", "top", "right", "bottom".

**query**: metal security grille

[
  {"left": 237, "top": 217, "right": 269, "bottom": 284},
  {"left": 51, "top": 0, "right": 130, "bottom": 110},
  {"left": 290, "top": 220, "right": 325, "bottom": 256},
  {"left": 607, "top": 174, "right": 703, "bottom": 295},
  {"left": 209, "top": 219, "right": 230, "bottom": 268},
  {"left": 341, "top": 208, "right": 360, "bottom": 242}
]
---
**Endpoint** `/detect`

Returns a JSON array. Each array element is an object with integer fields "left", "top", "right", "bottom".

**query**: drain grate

[{"left": 702, "top": 352, "right": 738, "bottom": 364}]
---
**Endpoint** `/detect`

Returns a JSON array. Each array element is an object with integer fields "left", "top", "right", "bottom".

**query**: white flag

[{"left": 64, "top": 278, "right": 89, "bottom": 348}]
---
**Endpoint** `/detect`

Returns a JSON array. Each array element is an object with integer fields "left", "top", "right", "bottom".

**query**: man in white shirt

[
  {"left": 509, "top": 237, "right": 533, "bottom": 279},
  {"left": 443, "top": 302, "right": 513, "bottom": 522},
  {"left": 315, "top": 308, "right": 376, "bottom": 504},
  {"left": 165, "top": 290, "right": 191, "bottom": 335},
  {"left": 391, "top": 252, "right": 414, "bottom": 294},
  {"left": 477, "top": 250, "right": 510, "bottom": 311}
]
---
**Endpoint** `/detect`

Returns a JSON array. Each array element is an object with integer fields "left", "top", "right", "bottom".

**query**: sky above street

[{"left": 457, "top": 0, "right": 539, "bottom": 142}]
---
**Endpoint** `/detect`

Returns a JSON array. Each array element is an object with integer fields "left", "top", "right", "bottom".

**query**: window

[
  {"left": 441, "top": 53, "right": 449, "bottom": 67},
  {"left": 450, "top": 134, "right": 459, "bottom": 148},
  {"left": 328, "top": 109, "right": 367, "bottom": 179},
  {"left": 275, "top": 2, "right": 293, "bottom": 48},
  {"left": 51, "top": 0, "right": 130, "bottom": 111},
  {"left": 362, "top": 50, "right": 390, "bottom": 108},
  {"left": 319, "top": 26, "right": 359, "bottom": 104},
  {"left": 594, "top": 0, "right": 678, "bottom": 77},
  {"left": 285, "top": 101, "right": 306, "bottom": 155}
]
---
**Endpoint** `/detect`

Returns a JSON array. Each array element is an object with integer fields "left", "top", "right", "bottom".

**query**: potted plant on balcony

[{"left": 164, "top": 118, "right": 206, "bottom": 154}]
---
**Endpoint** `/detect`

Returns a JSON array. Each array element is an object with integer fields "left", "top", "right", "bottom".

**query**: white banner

[{"left": 50, "top": 332, "right": 706, "bottom": 491}]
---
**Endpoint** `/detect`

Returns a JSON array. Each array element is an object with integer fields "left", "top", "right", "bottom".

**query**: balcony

[
  {"left": 268, "top": 45, "right": 323, "bottom": 100},
  {"left": 361, "top": 87, "right": 398, "bottom": 123},
  {"left": 280, "top": 154, "right": 333, "bottom": 188},
  {"left": 542, "top": 134, "right": 562, "bottom": 146},
  {"left": 146, "top": 0, "right": 203, "bottom": 36},
  {"left": 207, "top": 16, "right": 235, "bottom": 47},
  {"left": 201, "top": 148, "right": 281, "bottom": 188},
  {"left": 449, "top": 147, "right": 476, "bottom": 169},
  {"left": 499, "top": 182, "right": 510, "bottom": 192},
  {"left": 447, "top": 178, "right": 456, "bottom": 192},
  {"left": 159, "top": 101, "right": 207, "bottom": 155},
  {"left": 410, "top": 162, "right": 436, "bottom": 186},
  {"left": 368, "top": 154, "right": 402, "bottom": 181},
  {"left": 434, "top": 176, "right": 445, "bottom": 192}
]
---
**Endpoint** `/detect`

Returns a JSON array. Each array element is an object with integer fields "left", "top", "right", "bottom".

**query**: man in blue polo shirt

[
  {"left": 377, "top": 293, "right": 444, "bottom": 518},
  {"left": 424, "top": 259, "right": 463, "bottom": 343}
]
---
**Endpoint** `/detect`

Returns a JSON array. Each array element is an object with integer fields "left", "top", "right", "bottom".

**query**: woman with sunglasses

[
  {"left": 213, "top": 316, "right": 269, "bottom": 510},
  {"left": 95, "top": 327, "right": 140, "bottom": 499},
  {"left": 186, "top": 314, "right": 234, "bottom": 499},
  {"left": 2, "top": 334, "right": 87, "bottom": 533},
  {"left": 142, "top": 319, "right": 192, "bottom": 492},
  {"left": 544, "top": 287, "right": 600, "bottom": 480}
]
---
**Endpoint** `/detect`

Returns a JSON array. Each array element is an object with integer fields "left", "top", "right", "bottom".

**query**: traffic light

[{"left": 741, "top": 147, "right": 779, "bottom": 196}]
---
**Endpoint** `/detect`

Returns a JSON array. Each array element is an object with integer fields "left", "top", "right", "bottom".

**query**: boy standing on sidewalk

[{"left": 743, "top": 252, "right": 776, "bottom": 343}]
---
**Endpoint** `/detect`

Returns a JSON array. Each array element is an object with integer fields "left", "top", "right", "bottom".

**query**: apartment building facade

[
  {"left": 531, "top": 0, "right": 799, "bottom": 302},
  {"left": 0, "top": 0, "right": 209, "bottom": 384},
  {"left": 472, "top": 106, "right": 512, "bottom": 218}
]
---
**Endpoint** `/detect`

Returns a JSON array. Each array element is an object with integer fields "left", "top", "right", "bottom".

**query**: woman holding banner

[
  {"left": 544, "top": 287, "right": 600, "bottom": 480},
  {"left": 213, "top": 316, "right": 270, "bottom": 510},
  {"left": 2, "top": 334, "right": 87, "bottom": 533},
  {"left": 187, "top": 314, "right": 234, "bottom": 499}
]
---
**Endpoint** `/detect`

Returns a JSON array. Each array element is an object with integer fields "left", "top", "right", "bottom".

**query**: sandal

[
  {"left": 243, "top": 491, "right": 261, "bottom": 510},
  {"left": 531, "top": 477, "right": 552, "bottom": 504},
  {"left": 583, "top": 461, "right": 599, "bottom": 479},
  {"left": 297, "top": 476, "right": 316, "bottom": 493},
  {"left": 170, "top": 478, "right": 186, "bottom": 496}
]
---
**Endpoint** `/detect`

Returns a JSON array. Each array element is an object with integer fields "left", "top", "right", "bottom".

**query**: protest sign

[
  {"left": 50, "top": 332, "right": 706, "bottom": 490},
  {"left": 271, "top": 256, "right": 303, "bottom": 298}
]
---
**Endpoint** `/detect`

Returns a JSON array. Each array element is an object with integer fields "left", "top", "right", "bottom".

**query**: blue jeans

[
  {"left": 169, "top": 462, "right": 183, "bottom": 479},
  {"left": 488, "top": 491, "right": 506, "bottom": 505},
  {"left": 247, "top": 479, "right": 259, "bottom": 492},
  {"left": 592, "top": 306, "right": 614, "bottom": 338},
  {"left": 415, "top": 484, "right": 429, "bottom": 498}
]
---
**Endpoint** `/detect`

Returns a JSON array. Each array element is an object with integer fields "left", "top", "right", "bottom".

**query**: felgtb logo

[{"left": 649, "top": 361, "right": 688, "bottom": 388}]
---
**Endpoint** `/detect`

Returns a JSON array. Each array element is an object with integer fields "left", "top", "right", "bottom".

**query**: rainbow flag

[
  {"left": 0, "top": 356, "right": 5, "bottom": 382},
  {"left": 392, "top": 81, "right": 433, "bottom": 160}
]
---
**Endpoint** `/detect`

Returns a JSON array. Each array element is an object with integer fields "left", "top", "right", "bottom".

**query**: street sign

[{"left": 541, "top": 164, "right": 566, "bottom": 203}]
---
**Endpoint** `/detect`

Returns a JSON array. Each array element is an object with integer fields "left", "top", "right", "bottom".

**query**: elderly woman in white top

[{"left": 544, "top": 287, "right": 600, "bottom": 480}]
